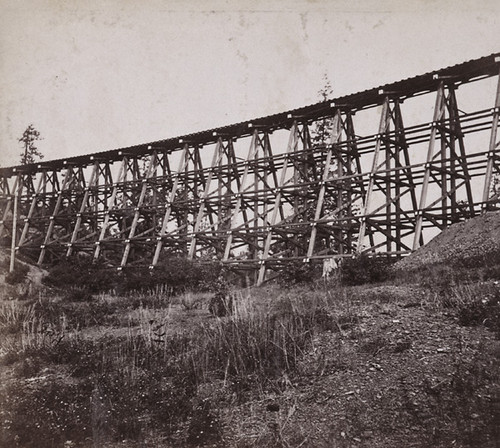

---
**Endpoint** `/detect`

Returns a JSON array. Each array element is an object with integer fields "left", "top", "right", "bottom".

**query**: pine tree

[
  {"left": 311, "top": 75, "right": 334, "bottom": 145},
  {"left": 19, "top": 124, "right": 43, "bottom": 165}
]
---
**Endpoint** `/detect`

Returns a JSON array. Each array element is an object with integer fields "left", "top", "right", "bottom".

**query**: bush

[
  {"left": 43, "top": 257, "right": 225, "bottom": 295},
  {"left": 30, "top": 299, "right": 117, "bottom": 330},
  {"left": 4, "top": 263, "right": 29, "bottom": 285},
  {"left": 123, "top": 258, "right": 223, "bottom": 295},
  {"left": 443, "top": 283, "right": 500, "bottom": 338},
  {"left": 208, "top": 276, "right": 233, "bottom": 317},
  {"left": 278, "top": 261, "right": 321, "bottom": 286},
  {"left": 340, "top": 254, "right": 392, "bottom": 286},
  {"left": 43, "top": 258, "right": 116, "bottom": 293}
]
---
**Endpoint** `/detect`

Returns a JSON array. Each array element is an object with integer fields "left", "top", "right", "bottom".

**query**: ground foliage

[
  {"left": 4, "top": 263, "right": 29, "bottom": 285},
  {"left": 1, "top": 236, "right": 500, "bottom": 446},
  {"left": 339, "top": 253, "right": 393, "bottom": 286},
  {"left": 43, "top": 257, "right": 224, "bottom": 295}
]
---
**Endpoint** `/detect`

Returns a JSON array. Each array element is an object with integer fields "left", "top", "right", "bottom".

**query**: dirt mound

[{"left": 396, "top": 211, "right": 500, "bottom": 271}]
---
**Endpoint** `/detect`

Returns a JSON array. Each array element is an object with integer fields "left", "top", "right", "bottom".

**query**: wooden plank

[
  {"left": 257, "top": 122, "right": 298, "bottom": 285},
  {"left": 66, "top": 162, "right": 99, "bottom": 257},
  {"left": 151, "top": 145, "right": 189, "bottom": 266},
  {"left": 482, "top": 69, "right": 500, "bottom": 207},
  {"left": 413, "top": 83, "right": 446, "bottom": 250}
]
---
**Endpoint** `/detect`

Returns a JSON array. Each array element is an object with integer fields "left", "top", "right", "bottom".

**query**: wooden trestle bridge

[{"left": 1, "top": 54, "right": 500, "bottom": 284}]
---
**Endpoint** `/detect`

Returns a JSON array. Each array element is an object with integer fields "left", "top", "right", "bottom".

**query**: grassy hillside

[{"left": 1, "top": 235, "right": 500, "bottom": 447}]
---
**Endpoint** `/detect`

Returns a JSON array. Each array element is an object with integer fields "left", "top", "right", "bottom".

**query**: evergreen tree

[
  {"left": 311, "top": 75, "right": 334, "bottom": 145},
  {"left": 19, "top": 124, "right": 43, "bottom": 164}
]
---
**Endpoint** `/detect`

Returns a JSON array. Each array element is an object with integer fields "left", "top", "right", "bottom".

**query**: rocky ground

[
  {"left": 217, "top": 284, "right": 500, "bottom": 448},
  {"left": 395, "top": 211, "right": 500, "bottom": 271}
]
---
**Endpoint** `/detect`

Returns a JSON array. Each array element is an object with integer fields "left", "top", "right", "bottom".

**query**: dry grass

[{"left": 1, "top": 277, "right": 500, "bottom": 447}]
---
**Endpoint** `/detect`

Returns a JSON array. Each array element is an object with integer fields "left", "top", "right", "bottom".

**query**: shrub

[
  {"left": 4, "top": 263, "right": 29, "bottom": 285},
  {"left": 278, "top": 261, "right": 321, "bottom": 286},
  {"left": 180, "top": 293, "right": 204, "bottom": 311},
  {"left": 443, "top": 283, "right": 500, "bottom": 338},
  {"left": 208, "top": 276, "right": 233, "bottom": 317},
  {"left": 457, "top": 297, "right": 500, "bottom": 338},
  {"left": 121, "top": 258, "right": 224, "bottom": 295},
  {"left": 43, "top": 257, "right": 225, "bottom": 295},
  {"left": 340, "top": 253, "right": 392, "bottom": 286},
  {"left": 1, "top": 334, "right": 197, "bottom": 447},
  {"left": 43, "top": 258, "right": 116, "bottom": 293},
  {"left": 24, "top": 297, "right": 117, "bottom": 332},
  {"left": 152, "top": 257, "right": 223, "bottom": 293},
  {"left": 123, "top": 258, "right": 206, "bottom": 294}
]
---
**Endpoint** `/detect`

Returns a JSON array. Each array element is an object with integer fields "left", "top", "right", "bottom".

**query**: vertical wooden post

[
  {"left": 151, "top": 145, "right": 189, "bottom": 266},
  {"left": 18, "top": 172, "right": 44, "bottom": 247},
  {"left": 9, "top": 180, "right": 19, "bottom": 273},
  {"left": 66, "top": 163, "right": 99, "bottom": 257},
  {"left": 413, "top": 83, "right": 445, "bottom": 250},
  {"left": 38, "top": 167, "right": 72, "bottom": 265},
  {"left": 94, "top": 157, "right": 127, "bottom": 261},
  {"left": 482, "top": 68, "right": 500, "bottom": 208},
  {"left": 393, "top": 101, "right": 404, "bottom": 253},
  {"left": 357, "top": 97, "right": 390, "bottom": 252},
  {"left": 120, "top": 152, "right": 157, "bottom": 267},
  {"left": 0, "top": 175, "right": 19, "bottom": 240},
  {"left": 306, "top": 110, "right": 341, "bottom": 258},
  {"left": 253, "top": 133, "right": 260, "bottom": 263},
  {"left": 223, "top": 130, "right": 258, "bottom": 261},
  {"left": 188, "top": 139, "right": 223, "bottom": 259},
  {"left": 257, "top": 122, "right": 298, "bottom": 285}
]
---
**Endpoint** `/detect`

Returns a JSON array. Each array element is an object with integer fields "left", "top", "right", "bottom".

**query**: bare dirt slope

[{"left": 396, "top": 211, "right": 500, "bottom": 271}]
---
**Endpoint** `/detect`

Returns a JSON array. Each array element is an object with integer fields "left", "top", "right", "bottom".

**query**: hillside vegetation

[{"left": 1, "top": 213, "right": 500, "bottom": 448}]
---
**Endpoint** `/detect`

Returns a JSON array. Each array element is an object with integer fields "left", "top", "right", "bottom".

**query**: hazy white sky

[{"left": 1, "top": 0, "right": 499, "bottom": 167}]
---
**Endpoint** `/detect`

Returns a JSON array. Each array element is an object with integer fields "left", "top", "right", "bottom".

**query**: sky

[{"left": 0, "top": 0, "right": 499, "bottom": 167}]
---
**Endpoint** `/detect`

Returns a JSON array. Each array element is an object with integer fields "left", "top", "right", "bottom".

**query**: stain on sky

[{"left": 300, "top": 13, "right": 309, "bottom": 40}]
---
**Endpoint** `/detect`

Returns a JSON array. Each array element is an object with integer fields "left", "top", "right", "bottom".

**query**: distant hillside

[{"left": 396, "top": 211, "right": 500, "bottom": 271}]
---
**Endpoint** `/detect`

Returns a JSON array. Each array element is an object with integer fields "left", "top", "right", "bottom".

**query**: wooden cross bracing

[{"left": 1, "top": 54, "right": 499, "bottom": 283}]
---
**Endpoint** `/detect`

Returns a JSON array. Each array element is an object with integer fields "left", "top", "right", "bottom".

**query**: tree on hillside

[
  {"left": 304, "top": 75, "right": 339, "bottom": 219},
  {"left": 19, "top": 124, "right": 43, "bottom": 165},
  {"left": 286, "top": 77, "right": 339, "bottom": 256},
  {"left": 305, "top": 76, "right": 359, "bottom": 254},
  {"left": 311, "top": 75, "right": 334, "bottom": 145}
]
